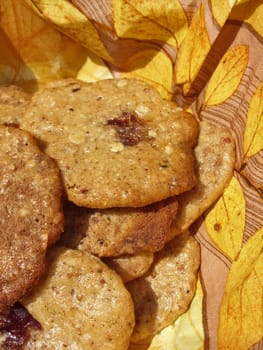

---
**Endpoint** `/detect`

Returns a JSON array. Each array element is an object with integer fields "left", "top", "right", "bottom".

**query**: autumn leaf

[
  {"left": 0, "top": 26, "right": 25, "bottom": 85},
  {"left": 174, "top": 3, "right": 211, "bottom": 95},
  {"left": 120, "top": 49, "right": 174, "bottom": 99},
  {"left": 77, "top": 51, "right": 113, "bottom": 83},
  {"left": 210, "top": 0, "right": 236, "bottom": 27},
  {"left": 0, "top": 0, "right": 93, "bottom": 86},
  {"left": 120, "top": 0, "right": 188, "bottom": 46},
  {"left": 24, "top": 0, "right": 111, "bottom": 62},
  {"left": 243, "top": 81, "right": 263, "bottom": 158},
  {"left": 204, "top": 45, "right": 248, "bottom": 106},
  {"left": 205, "top": 176, "right": 245, "bottom": 261},
  {"left": 230, "top": 0, "right": 263, "bottom": 37},
  {"left": 218, "top": 227, "right": 263, "bottom": 350},
  {"left": 112, "top": 0, "right": 188, "bottom": 48},
  {"left": 145, "top": 278, "right": 204, "bottom": 350}
]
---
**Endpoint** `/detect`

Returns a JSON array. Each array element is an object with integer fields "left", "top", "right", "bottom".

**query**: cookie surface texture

[
  {"left": 62, "top": 198, "right": 178, "bottom": 256},
  {"left": 21, "top": 78, "right": 198, "bottom": 208},
  {"left": 127, "top": 231, "right": 200, "bottom": 345},
  {"left": 0, "top": 126, "right": 63, "bottom": 311},
  {"left": 22, "top": 247, "right": 135, "bottom": 350},
  {"left": 0, "top": 85, "right": 31, "bottom": 127}
]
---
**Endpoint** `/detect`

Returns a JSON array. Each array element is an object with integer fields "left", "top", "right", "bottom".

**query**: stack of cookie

[{"left": 0, "top": 78, "right": 235, "bottom": 349}]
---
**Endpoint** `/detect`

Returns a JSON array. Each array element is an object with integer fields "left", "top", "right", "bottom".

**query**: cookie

[
  {"left": 21, "top": 78, "right": 199, "bottom": 208},
  {"left": 127, "top": 231, "right": 200, "bottom": 345},
  {"left": 0, "top": 126, "right": 63, "bottom": 311},
  {"left": 22, "top": 247, "right": 135, "bottom": 350},
  {"left": 104, "top": 252, "right": 154, "bottom": 283},
  {"left": 0, "top": 85, "right": 31, "bottom": 127},
  {"left": 61, "top": 198, "right": 178, "bottom": 256},
  {"left": 169, "top": 121, "right": 235, "bottom": 239}
]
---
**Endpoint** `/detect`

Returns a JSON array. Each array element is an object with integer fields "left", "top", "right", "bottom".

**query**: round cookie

[
  {"left": 0, "top": 126, "right": 64, "bottom": 311},
  {"left": 169, "top": 120, "right": 235, "bottom": 239},
  {"left": 104, "top": 252, "right": 154, "bottom": 283},
  {"left": 0, "top": 85, "right": 31, "bottom": 127},
  {"left": 61, "top": 198, "right": 178, "bottom": 256},
  {"left": 22, "top": 247, "right": 135, "bottom": 350},
  {"left": 21, "top": 78, "right": 199, "bottom": 208},
  {"left": 127, "top": 231, "right": 200, "bottom": 345}
]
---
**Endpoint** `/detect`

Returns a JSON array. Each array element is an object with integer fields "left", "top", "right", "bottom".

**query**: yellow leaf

[
  {"left": 77, "top": 51, "right": 113, "bottom": 83},
  {"left": 243, "top": 81, "right": 263, "bottom": 158},
  {"left": 218, "top": 227, "right": 263, "bottom": 350},
  {"left": 210, "top": 0, "right": 234, "bottom": 27},
  {"left": 112, "top": 0, "right": 188, "bottom": 48},
  {"left": 174, "top": 3, "right": 211, "bottom": 95},
  {"left": 204, "top": 45, "right": 248, "bottom": 106},
  {"left": 120, "top": 49, "right": 174, "bottom": 99},
  {"left": 0, "top": 0, "right": 91, "bottom": 86},
  {"left": 0, "top": 26, "right": 25, "bottom": 85},
  {"left": 146, "top": 278, "right": 204, "bottom": 350},
  {"left": 205, "top": 176, "right": 245, "bottom": 261},
  {"left": 230, "top": 0, "right": 263, "bottom": 37},
  {"left": 25, "top": 0, "right": 112, "bottom": 62}
]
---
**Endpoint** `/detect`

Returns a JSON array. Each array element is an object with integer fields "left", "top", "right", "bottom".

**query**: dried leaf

[
  {"left": 243, "top": 81, "right": 263, "bottom": 158},
  {"left": 25, "top": 0, "right": 112, "bottom": 61},
  {"left": 112, "top": 0, "right": 188, "bottom": 48},
  {"left": 205, "top": 176, "right": 245, "bottom": 261},
  {"left": 146, "top": 278, "right": 204, "bottom": 350},
  {"left": 218, "top": 227, "right": 263, "bottom": 350},
  {"left": 120, "top": 49, "right": 173, "bottom": 99},
  {"left": 204, "top": 45, "right": 248, "bottom": 106}
]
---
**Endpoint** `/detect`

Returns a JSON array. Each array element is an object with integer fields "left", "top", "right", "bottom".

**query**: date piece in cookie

[
  {"left": 0, "top": 85, "right": 31, "bottom": 127},
  {"left": 168, "top": 121, "right": 235, "bottom": 239},
  {"left": 22, "top": 248, "right": 135, "bottom": 350},
  {"left": 61, "top": 198, "right": 178, "bottom": 256},
  {"left": 0, "top": 126, "right": 64, "bottom": 312},
  {"left": 21, "top": 78, "right": 199, "bottom": 208},
  {"left": 127, "top": 231, "right": 200, "bottom": 346}
]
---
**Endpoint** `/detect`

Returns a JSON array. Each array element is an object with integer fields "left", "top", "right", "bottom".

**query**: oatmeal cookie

[
  {"left": 127, "top": 231, "right": 200, "bottom": 345},
  {"left": 104, "top": 252, "right": 154, "bottom": 283},
  {"left": 0, "top": 85, "right": 30, "bottom": 127},
  {"left": 21, "top": 78, "right": 198, "bottom": 208},
  {"left": 61, "top": 198, "right": 178, "bottom": 256},
  {"left": 169, "top": 121, "right": 235, "bottom": 239},
  {"left": 0, "top": 126, "right": 63, "bottom": 311},
  {"left": 22, "top": 247, "right": 135, "bottom": 350}
]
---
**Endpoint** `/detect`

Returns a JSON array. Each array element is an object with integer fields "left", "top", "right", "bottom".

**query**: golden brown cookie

[
  {"left": 127, "top": 231, "right": 200, "bottom": 345},
  {"left": 0, "top": 126, "right": 63, "bottom": 312},
  {"left": 0, "top": 85, "right": 31, "bottom": 127},
  {"left": 22, "top": 247, "right": 135, "bottom": 350},
  {"left": 169, "top": 121, "right": 235, "bottom": 239},
  {"left": 21, "top": 78, "right": 198, "bottom": 208},
  {"left": 104, "top": 252, "right": 154, "bottom": 283},
  {"left": 61, "top": 198, "right": 178, "bottom": 256}
]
